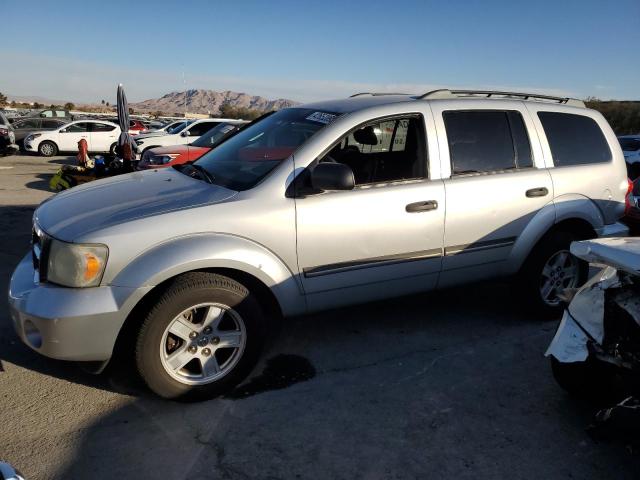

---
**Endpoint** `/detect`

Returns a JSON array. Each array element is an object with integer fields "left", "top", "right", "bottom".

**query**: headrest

[{"left": 353, "top": 126, "right": 378, "bottom": 146}]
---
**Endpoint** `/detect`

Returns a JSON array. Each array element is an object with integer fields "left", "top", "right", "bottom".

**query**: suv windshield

[
  {"left": 191, "top": 123, "right": 239, "bottom": 148},
  {"left": 619, "top": 137, "right": 640, "bottom": 152},
  {"left": 167, "top": 121, "right": 191, "bottom": 134},
  {"left": 194, "top": 108, "right": 338, "bottom": 191}
]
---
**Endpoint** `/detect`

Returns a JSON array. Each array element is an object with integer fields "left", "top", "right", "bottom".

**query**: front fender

[{"left": 110, "top": 233, "right": 306, "bottom": 317}]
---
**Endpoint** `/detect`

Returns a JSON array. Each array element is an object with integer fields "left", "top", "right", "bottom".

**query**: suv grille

[{"left": 32, "top": 224, "right": 49, "bottom": 282}]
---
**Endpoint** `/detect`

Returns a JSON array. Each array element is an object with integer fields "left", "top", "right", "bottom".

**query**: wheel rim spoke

[
  {"left": 540, "top": 279, "right": 555, "bottom": 301},
  {"left": 168, "top": 316, "right": 197, "bottom": 340},
  {"left": 166, "top": 346, "right": 193, "bottom": 372},
  {"left": 203, "top": 306, "right": 225, "bottom": 330},
  {"left": 216, "top": 331, "right": 242, "bottom": 349},
  {"left": 201, "top": 356, "right": 220, "bottom": 378}
]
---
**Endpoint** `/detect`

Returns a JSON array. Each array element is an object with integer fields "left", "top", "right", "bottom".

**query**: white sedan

[{"left": 24, "top": 120, "right": 121, "bottom": 157}]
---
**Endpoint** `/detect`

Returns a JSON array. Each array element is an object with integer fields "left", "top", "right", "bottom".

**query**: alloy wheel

[{"left": 539, "top": 250, "right": 579, "bottom": 306}]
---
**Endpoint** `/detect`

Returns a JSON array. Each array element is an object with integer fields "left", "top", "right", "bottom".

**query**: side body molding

[{"left": 110, "top": 233, "right": 307, "bottom": 317}]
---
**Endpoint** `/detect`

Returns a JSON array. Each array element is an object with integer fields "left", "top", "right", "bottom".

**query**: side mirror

[
  {"left": 181, "top": 130, "right": 190, "bottom": 137},
  {"left": 59, "top": 128, "right": 67, "bottom": 133},
  {"left": 311, "top": 162, "right": 355, "bottom": 191}
]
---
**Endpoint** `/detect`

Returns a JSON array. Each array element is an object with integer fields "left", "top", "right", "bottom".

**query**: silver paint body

[{"left": 8, "top": 95, "right": 629, "bottom": 362}]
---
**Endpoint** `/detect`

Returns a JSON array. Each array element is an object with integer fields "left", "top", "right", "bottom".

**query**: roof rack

[
  {"left": 417, "top": 89, "right": 585, "bottom": 108},
  {"left": 350, "top": 92, "right": 411, "bottom": 97}
]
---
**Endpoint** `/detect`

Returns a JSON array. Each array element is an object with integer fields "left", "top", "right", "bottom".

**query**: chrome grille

[{"left": 31, "top": 223, "right": 49, "bottom": 282}]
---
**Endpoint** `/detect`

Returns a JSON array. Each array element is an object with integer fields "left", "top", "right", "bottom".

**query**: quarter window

[
  {"left": 538, "top": 112, "right": 611, "bottom": 166},
  {"left": 444, "top": 110, "right": 533, "bottom": 175},
  {"left": 320, "top": 116, "right": 427, "bottom": 185}
]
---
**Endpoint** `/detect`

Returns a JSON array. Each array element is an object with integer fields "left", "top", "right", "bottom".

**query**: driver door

[{"left": 295, "top": 113, "right": 445, "bottom": 310}]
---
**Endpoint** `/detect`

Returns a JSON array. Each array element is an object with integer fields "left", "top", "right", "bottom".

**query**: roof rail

[
  {"left": 418, "top": 89, "right": 585, "bottom": 108},
  {"left": 349, "top": 92, "right": 411, "bottom": 97}
]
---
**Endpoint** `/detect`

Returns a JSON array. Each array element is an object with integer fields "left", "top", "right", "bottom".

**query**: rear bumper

[
  {"left": 8, "top": 253, "right": 151, "bottom": 362},
  {"left": 596, "top": 221, "right": 629, "bottom": 238}
]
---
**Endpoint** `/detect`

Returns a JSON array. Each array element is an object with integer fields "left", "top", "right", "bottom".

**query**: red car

[
  {"left": 137, "top": 121, "right": 245, "bottom": 169},
  {"left": 129, "top": 120, "right": 146, "bottom": 135}
]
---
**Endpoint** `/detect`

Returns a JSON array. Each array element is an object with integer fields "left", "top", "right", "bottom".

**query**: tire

[
  {"left": 38, "top": 141, "right": 58, "bottom": 157},
  {"left": 519, "top": 230, "right": 589, "bottom": 317},
  {"left": 135, "top": 272, "right": 267, "bottom": 401},
  {"left": 550, "top": 357, "right": 612, "bottom": 401},
  {"left": 109, "top": 143, "right": 117, "bottom": 157}
]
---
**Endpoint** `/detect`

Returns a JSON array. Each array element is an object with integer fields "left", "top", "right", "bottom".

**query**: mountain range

[{"left": 131, "top": 89, "right": 298, "bottom": 115}]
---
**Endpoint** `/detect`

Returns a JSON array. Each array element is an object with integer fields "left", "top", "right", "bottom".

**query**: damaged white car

[{"left": 546, "top": 237, "right": 640, "bottom": 396}]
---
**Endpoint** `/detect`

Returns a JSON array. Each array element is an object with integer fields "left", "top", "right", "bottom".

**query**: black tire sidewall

[{"left": 136, "top": 274, "right": 266, "bottom": 401}]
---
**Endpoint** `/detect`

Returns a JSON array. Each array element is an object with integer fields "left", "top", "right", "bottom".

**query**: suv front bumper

[{"left": 8, "top": 253, "right": 151, "bottom": 362}]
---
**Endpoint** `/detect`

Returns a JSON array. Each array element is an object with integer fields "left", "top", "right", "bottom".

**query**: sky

[{"left": 1, "top": 0, "right": 639, "bottom": 104}]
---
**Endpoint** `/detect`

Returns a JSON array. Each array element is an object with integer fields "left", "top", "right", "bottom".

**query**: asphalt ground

[{"left": 0, "top": 153, "right": 638, "bottom": 479}]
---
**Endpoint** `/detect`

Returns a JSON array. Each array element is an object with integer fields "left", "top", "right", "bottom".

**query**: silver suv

[{"left": 9, "top": 89, "right": 629, "bottom": 400}]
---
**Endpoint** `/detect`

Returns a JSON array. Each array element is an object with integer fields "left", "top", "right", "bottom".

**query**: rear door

[
  {"left": 89, "top": 122, "right": 118, "bottom": 152},
  {"left": 184, "top": 121, "right": 217, "bottom": 143},
  {"left": 59, "top": 122, "right": 90, "bottom": 151},
  {"left": 431, "top": 101, "right": 553, "bottom": 287}
]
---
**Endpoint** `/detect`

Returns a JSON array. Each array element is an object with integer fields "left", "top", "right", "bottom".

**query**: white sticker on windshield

[{"left": 306, "top": 112, "right": 337, "bottom": 124}]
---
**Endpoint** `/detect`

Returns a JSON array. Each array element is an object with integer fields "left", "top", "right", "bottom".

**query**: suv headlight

[{"left": 47, "top": 238, "right": 108, "bottom": 287}]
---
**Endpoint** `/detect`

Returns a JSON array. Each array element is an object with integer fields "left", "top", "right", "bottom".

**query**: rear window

[
  {"left": 443, "top": 110, "right": 533, "bottom": 174},
  {"left": 538, "top": 112, "right": 611, "bottom": 166}
]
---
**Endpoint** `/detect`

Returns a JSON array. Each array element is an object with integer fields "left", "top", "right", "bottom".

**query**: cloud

[{"left": 0, "top": 51, "right": 579, "bottom": 104}]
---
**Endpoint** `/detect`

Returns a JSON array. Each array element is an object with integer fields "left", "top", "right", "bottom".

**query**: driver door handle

[
  {"left": 526, "top": 187, "right": 549, "bottom": 198},
  {"left": 406, "top": 200, "right": 438, "bottom": 213}
]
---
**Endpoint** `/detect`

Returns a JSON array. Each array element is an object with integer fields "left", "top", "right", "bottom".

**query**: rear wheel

[
  {"left": 109, "top": 142, "right": 117, "bottom": 157},
  {"left": 135, "top": 272, "right": 267, "bottom": 401},
  {"left": 520, "top": 231, "right": 588, "bottom": 316},
  {"left": 38, "top": 141, "right": 58, "bottom": 157}
]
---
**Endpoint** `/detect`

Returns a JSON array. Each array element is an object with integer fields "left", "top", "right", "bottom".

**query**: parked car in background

[
  {"left": 0, "top": 111, "right": 18, "bottom": 156},
  {"left": 11, "top": 118, "right": 67, "bottom": 148},
  {"left": 129, "top": 119, "right": 146, "bottom": 135},
  {"left": 141, "top": 120, "right": 187, "bottom": 134},
  {"left": 137, "top": 121, "right": 247, "bottom": 169},
  {"left": 11, "top": 108, "right": 74, "bottom": 123},
  {"left": 619, "top": 135, "right": 640, "bottom": 178},
  {"left": 8, "top": 90, "right": 630, "bottom": 401},
  {"left": 133, "top": 119, "right": 236, "bottom": 156},
  {"left": 24, "top": 119, "right": 121, "bottom": 156}
]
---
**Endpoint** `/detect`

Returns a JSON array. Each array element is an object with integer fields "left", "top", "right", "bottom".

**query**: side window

[
  {"left": 40, "top": 110, "right": 53, "bottom": 118},
  {"left": 538, "top": 112, "right": 612, "bottom": 166},
  {"left": 188, "top": 122, "right": 217, "bottom": 137},
  {"left": 66, "top": 122, "right": 88, "bottom": 133},
  {"left": 16, "top": 119, "right": 40, "bottom": 129},
  {"left": 320, "top": 116, "right": 427, "bottom": 185},
  {"left": 55, "top": 110, "right": 67, "bottom": 117},
  {"left": 42, "top": 120, "right": 64, "bottom": 129},
  {"left": 444, "top": 110, "right": 533, "bottom": 174},
  {"left": 91, "top": 122, "right": 116, "bottom": 132}
]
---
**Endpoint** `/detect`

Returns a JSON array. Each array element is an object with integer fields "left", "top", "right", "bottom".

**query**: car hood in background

[{"left": 35, "top": 168, "right": 237, "bottom": 240}]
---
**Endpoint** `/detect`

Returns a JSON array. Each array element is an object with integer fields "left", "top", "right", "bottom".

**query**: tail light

[{"left": 624, "top": 178, "right": 634, "bottom": 215}]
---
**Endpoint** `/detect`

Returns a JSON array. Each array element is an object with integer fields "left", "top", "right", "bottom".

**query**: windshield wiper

[
  {"left": 191, "top": 164, "right": 215, "bottom": 184},
  {"left": 173, "top": 164, "right": 215, "bottom": 184}
]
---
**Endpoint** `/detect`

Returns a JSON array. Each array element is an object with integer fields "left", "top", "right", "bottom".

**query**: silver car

[{"left": 9, "top": 89, "right": 629, "bottom": 400}]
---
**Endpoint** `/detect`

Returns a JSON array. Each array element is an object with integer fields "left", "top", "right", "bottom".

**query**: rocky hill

[{"left": 131, "top": 89, "right": 298, "bottom": 115}]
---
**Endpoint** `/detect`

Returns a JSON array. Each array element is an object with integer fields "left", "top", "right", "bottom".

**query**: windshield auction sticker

[{"left": 306, "top": 112, "right": 337, "bottom": 124}]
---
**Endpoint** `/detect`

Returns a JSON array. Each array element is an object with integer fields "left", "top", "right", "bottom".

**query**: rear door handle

[
  {"left": 406, "top": 200, "right": 438, "bottom": 213},
  {"left": 526, "top": 187, "right": 548, "bottom": 198}
]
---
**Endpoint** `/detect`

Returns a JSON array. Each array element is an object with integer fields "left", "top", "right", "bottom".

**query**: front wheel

[
  {"left": 520, "top": 231, "right": 588, "bottom": 316},
  {"left": 136, "top": 272, "right": 267, "bottom": 400},
  {"left": 38, "top": 141, "right": 58, "bottom": 157}
]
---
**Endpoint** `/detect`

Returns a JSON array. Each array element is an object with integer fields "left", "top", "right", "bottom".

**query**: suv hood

[{"left": 35, "top": 168, "right": 237, "bottom": 241}]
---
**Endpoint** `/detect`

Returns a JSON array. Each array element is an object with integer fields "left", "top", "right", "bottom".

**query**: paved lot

[{"left": 0, "top": 154, "right": 638, "bottom": 479}]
